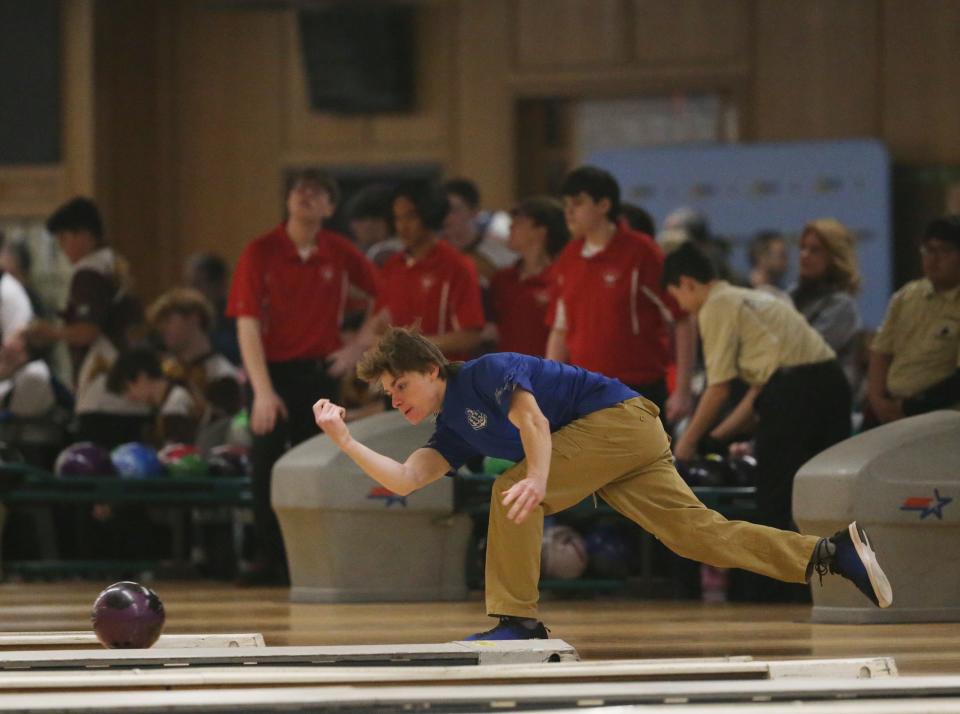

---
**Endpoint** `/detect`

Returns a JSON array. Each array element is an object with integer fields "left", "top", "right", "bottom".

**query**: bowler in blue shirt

[{"left": 313, "top": 327, "right": 892, "bottom": 640}]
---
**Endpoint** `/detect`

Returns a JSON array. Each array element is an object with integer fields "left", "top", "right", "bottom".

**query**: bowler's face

[{"left": 380, "top": 368, "right": 442, "bottom": 425}]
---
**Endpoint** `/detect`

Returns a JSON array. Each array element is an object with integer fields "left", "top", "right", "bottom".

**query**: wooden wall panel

[
  {"left": 62, "top": 0, "right": 95, "bottom": 200},
  {"left": 282, "top": 3, "right": 454, "bottom": 166},
  {"left": 881, "top": 0, "right": 960, "bottom": 163},
  {"left": 753, "top": 0, "right": 880, "bottom": 140},
  {"left": 456, "top": 1, "right": 514, "bottom": 209},
  {"left": 94, "top": 0, "right": 164, "bottom": 299},
  {"left": 514, "top": 0, "right": 631, "bottom": 70},
  {"left": 171, "top": 2, "right": 285, "bottom": 271},
  {"left": 632, "top": 0, "right": 749, "bottom": 66}
]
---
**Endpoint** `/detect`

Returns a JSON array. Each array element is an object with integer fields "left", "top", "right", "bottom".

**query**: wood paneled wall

[{"left": 3, "top": 0, "right": 960, "bottom": 300}]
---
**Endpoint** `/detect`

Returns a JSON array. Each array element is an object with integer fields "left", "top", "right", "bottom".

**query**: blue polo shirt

[{"left": 426, "top": 352, "right": 638, "bottom": 470}]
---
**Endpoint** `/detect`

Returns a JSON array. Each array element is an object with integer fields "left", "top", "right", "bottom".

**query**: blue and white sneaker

[
  {"left": 815, "top": 521, "right": 893, "bottom": 608},
  {"left": 465, "top": 616, "right": 550, "bottom": 641}
]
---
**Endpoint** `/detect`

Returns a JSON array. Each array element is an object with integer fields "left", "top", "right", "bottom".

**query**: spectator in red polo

[
  {"left": 227, "top": 168, "right": 378, "bottom": 585},
  {"left": 329, "top": 181, "right": 484, "bottom": 373},
  {"left": 488, "top": 197, "right": 569, "bottom": 357},
  {"left": 546, "top": 166, "right": 696, "bottom": 423}
]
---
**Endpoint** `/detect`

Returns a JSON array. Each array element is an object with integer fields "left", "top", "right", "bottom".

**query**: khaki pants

[{"left": 485, "top": 397, "right": 820, "bottom": 618}]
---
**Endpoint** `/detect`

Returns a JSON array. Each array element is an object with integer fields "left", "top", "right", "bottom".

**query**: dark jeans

[
  {"left": 250, "top": 359, "right": 340, "bottom": 572},
  {"left": 741, "top": 359, "right": 851, "bottom": 602}
]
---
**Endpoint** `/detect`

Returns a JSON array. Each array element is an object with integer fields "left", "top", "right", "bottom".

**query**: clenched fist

[{"left": 313, "top": 398, "right": 350, "bottom": 447}]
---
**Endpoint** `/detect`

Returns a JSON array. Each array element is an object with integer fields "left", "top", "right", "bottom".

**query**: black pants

[
  {"left": 250, "top": 359, "right": 340, "bottom": 572},
  {"left": 626, "top": 378, "right": 668, "bottom": 413},
  {"left": 740, "top": 359, "right": 851, "bottom": 601}
]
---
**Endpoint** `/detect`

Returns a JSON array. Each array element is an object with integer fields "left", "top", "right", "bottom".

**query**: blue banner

[{"left": 587, "top": 139, "right": 891, "bottom": 327}]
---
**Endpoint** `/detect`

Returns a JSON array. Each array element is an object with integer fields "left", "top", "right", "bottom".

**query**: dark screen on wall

[
  {"left": 0, "top": 0, "right": 60, "bottom": 164},
  {"left": 297, "top": 4, "right": 416, "bottom": 115}
]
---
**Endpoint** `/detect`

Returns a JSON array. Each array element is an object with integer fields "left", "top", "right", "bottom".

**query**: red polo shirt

[
  {"left": 375, "top": 240, "right": 484, "bottom": 359},
  {"left": 489, "top": 262, "right": 555, "bottom": 357},
  {"left": 547, "top": 227, "right": 684, "bottom": 386},
  {"left": 227, "top": 223, "right": 378, "bottom": 362}
]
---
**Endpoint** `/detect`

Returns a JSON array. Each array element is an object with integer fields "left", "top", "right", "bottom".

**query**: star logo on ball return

[{"left": 900, "top": 489, "right": 953, "bottom": 520}]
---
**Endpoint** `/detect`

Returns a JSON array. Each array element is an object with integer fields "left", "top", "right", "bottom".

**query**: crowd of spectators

[{"left": 0, "top": 165, "right": 957, "bottom": 592}]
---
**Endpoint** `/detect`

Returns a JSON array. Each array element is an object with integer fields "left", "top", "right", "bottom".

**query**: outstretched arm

[
  {"left": 313, "top": 398, "right": 450, "bottom": 495},
  {"left": 502, "top": 388, "right": 552, "bottom": 524}
]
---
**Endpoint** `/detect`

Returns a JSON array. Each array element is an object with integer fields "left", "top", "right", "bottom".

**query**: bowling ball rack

[{"left": 0, "top": 463, "right": 251, "bottom": 579}]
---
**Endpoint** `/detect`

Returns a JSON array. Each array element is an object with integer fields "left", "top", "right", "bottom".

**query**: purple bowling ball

[
  {"left": 91, "top": 581, "right": 165, "bottom": 649},
  {"left": 54, "top": 442, "right": 115, "bottom": 478}
]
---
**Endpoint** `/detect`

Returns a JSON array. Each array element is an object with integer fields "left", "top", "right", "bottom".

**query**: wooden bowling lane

[{"left": 2, "top": 582, "right": 960, "bottom": 675}]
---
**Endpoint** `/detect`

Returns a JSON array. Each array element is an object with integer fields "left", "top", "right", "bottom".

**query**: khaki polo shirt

[
  {"left": 872, "top": 278, "right": 960, "bottom": 399},
  {"left": 699, "top": 281, "right": 835, "bottom": 386}
]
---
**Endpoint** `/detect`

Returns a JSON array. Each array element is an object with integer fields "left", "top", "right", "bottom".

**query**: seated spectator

[
  {"left": 0, "top": 232, "right": 48, "bottom": 318},
  {"left": 147, "top": 287, "right": 243, "bottom": 420},
  {"left": 442, "top": 178, "right": 516, "bottom": 285},
  {"left": 0, "top": 266, "right": 56, "bottom": 419},
  {"left": 25, "top": 197, "right": 143, "bottom": 401},
  {"left": 748, "top": 231, "right": 791, "bottom": 302},
  {"left": 488, "top": 197, "right": 569, "bottom": 356},
  {"left": 790, "top": 219, "right": 862, "bottom": 387},
  {"left": 73, "top": 371, "right": 152, "bottom": 447},
  {"left": 867, "top": 216, "right": 960, "bottom": 426},
  {"left": 184, "top": 252, "right": 240, "bottom": 365},
  {"left": 107, "top": 346, "right": 204, "bottom": 445},
  {"left": 344, "top": 183, "right": 403, "bottom": 268}
]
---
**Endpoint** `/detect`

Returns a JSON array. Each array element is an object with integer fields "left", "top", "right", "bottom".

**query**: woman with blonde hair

[{"left": 790, "top": 218, "right": 862, "bottom": 386}]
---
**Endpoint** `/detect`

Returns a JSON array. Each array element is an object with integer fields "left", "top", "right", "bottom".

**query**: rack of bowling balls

[
  {"left": 54, "top": 441, "right": 252, "bottom": 481},
  {"left": 0, "top": 441, "right": 255, "bottom": 507},
  {"left": 460, "top": 455, "right": 757, "bottom": 593},
  {"left": 0, "top": 442, "right": 253, "bottom": 578}
]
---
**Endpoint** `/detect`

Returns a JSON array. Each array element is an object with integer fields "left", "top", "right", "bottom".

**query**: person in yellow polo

[
  {"left": 664, "top": 241, "right": 853, "bottom": 600},
  {"left": 868, "top": 216, "right": 960, "bottom": 426}
]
